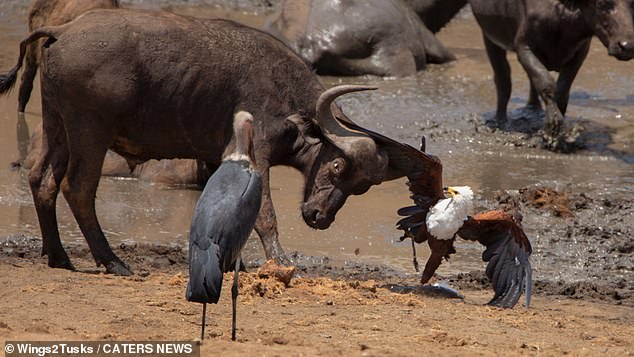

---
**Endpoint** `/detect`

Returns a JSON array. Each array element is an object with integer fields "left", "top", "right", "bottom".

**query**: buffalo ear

[{"left": 286, "top": 114, "right": 321, "bottom": 146}]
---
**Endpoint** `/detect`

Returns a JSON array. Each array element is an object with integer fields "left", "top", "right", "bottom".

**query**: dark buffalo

[
  {"left": 470, "top": 0, "right": 634, "bottom": 151},
  {"left": 403, "top": 0, "right": 468, "bottom": 33},
  {"left": 15, "top": 0, "right": 120, "bottom": 161},
  {"left": 264, "top": 0, "right": 463, "bottom": 76},
  {"left": 0, "top": 9, "right": 443, "bottom": 275}
]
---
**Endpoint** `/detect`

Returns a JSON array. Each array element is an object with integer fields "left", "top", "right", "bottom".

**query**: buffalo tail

[{"left": 0, "top": 26, "right": 65, "bottom": 94}]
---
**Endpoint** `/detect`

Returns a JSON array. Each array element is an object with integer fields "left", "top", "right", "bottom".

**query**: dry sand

[{"left": 0, "top": 250, "right": 632, "bottom": 357}]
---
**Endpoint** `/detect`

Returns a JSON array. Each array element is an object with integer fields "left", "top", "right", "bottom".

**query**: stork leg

[
  {"left": 231, "top": 256, "right": 241, "bottom": 341},
  {"left": 200, "top": 303, "right": 207, "bottom": 341}
]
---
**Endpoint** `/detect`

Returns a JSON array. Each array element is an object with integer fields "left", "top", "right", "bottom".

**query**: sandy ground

[{"left": 1, "top": 245, "right": 633, "bottom": 357}]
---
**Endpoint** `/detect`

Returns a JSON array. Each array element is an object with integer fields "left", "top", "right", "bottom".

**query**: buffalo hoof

[
  {"left": 541, "top": 125, "right": 582, "bottom": 153},
  {"left": 105, "top": 259, "right": 133, "bottom": 276},
  {"left": 265, "top": 253, "right": 291, "bottom": 266},
  {"left": 264, "top": 238, "right": 291, "bottom": 266},
  {"left": 47, "top": 254, "right": 75, "bottom": 271},
  {"left": 273, "top": 253, "right": 291, "bottom": 266},
  {"left": 484, "top": 114, "right": 507, "bottom": 130}
]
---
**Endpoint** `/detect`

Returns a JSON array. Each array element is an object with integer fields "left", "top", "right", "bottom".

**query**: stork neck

[
  {"left": 235, "top": 121, "right": 251, "bottom": 158},
  {"left": 225, "top": 116, "right": 254, "bottom": 163}
]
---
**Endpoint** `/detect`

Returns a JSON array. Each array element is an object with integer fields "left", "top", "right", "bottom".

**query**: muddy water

[{"left": 0, "top": 2, "right": 632, "bottom": 281}]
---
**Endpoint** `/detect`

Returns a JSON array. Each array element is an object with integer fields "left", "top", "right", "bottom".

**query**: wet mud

[
  {"left": 0, "top": 1, "right": 632, "bottom": 353},
  {"left": 3, "top": 177, "right": 632, "bottom": 307}
]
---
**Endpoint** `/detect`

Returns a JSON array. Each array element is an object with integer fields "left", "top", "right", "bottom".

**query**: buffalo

[
  {"left": 15, "top": 0, "right": 211, "bottom": 187},
  {"left": 15, "top": 0, "right": 120, "bottom": 161},
  {"left": 264, "top": 0, "right": 466, "bottom": 76},
  {"left": 470, "top": 0, "right": 634, "bottom": 151},
  {"left": 0, "top": 9, "right": 442, "bottom": 275}
]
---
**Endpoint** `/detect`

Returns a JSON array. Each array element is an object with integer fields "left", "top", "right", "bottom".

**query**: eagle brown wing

[{"left": 457, "top": 210, "right": 532, "bottom": 308}]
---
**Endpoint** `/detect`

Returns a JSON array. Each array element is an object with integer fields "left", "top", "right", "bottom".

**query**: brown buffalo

[
  {"left": 470, "top": 0, "right": 634, "bottom": 151},
  {"left": 0, "top": 9, "right": 442, "bottom": 275},
  {"left": 264, "top": 0, "right": 464, "bottom": 77},
  {"left": 15, "top": 0, "right": 120, "bottom": 162}
]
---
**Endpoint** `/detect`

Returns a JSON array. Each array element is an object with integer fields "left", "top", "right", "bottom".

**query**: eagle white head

[{"left": 426, "top": 186, "right": 474, "bottom": 240}]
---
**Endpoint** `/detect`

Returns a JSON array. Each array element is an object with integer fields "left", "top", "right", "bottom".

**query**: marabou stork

[{"left": 186, "top": 111, "right": 263, "bottom": 341}]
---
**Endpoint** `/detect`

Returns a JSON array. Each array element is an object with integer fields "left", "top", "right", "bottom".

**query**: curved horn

[
  {"left": 315, "top": 85, "right": 377, "bottom": 138},
  {"left": 314, "top": 85, "right": 388, "bottom": 184}
]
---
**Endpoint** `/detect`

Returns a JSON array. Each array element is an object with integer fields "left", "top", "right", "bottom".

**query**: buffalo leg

[
  {"left": 422, "top": 28, "right": 456, "bottom": 64},
  {"left": 254, "top": 167, "right": 289, "bottom": 265},
  {"left": 28, "top": 111, "right": 72, "bottom": 269},
  {"left": 527, "top": 80, "right": 541, "bottom": 109},
  {"left": 61, "top": 120, "right": 131, "bottom": 275},
  {"left": 483, "top": 35, "right": 511, "bottom": 126},
  {"left": 16, "top": 43, "right": 39, "bottom": 162},
  {"left": 17, "top": 42, "right": 39, "bottom": 115},
  {"left": 516, "top": 44, "right": 562, "bottom": 148},
  {"left": 555, "top": 42, "right": 590, "bottom": 116}
]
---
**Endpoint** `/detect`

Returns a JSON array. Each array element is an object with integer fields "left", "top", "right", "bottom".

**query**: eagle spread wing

[{"left": 457, "top": 210, "right": 532, "bottom": 308}]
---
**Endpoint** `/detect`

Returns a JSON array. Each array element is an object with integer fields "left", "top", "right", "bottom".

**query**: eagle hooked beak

[{"left": 444, "top": 186, "right": 458, "bottom": 197}]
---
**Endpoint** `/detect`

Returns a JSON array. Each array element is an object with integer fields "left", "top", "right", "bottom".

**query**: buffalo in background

[
  {"left": 20, "top": 124, "right": 211, "bottom": 186},
  {"left": 13, "top": 0, "right": 213, "bottom": 187},
  {"left": 264, "top": 0, "right": 467, "bottom": 76},
  {"left": 15, "top": 0, "right": 120, "bottom": 161},
  {"left": 470, "top": 0, "right": 634, "bottom": 151}
]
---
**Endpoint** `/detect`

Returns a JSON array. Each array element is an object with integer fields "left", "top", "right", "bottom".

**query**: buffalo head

[
  {"left": 583, "top": 0, "right": 634, "bottom": 60},
  {"left": 297, "top": 85, "right": 444, "bottom": 230},
  {"left": 299, "top": 85, "right": 389, "bottom": 229}
]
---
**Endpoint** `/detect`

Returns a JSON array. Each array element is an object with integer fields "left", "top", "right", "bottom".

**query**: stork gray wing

[{"left": 187, "top": 160, "right": 262, "bottom": 304}]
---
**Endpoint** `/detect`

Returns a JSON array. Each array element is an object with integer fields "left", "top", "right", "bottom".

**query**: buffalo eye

[{"left": 332, "top": 158, "right": 345, "bottom": 175}]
